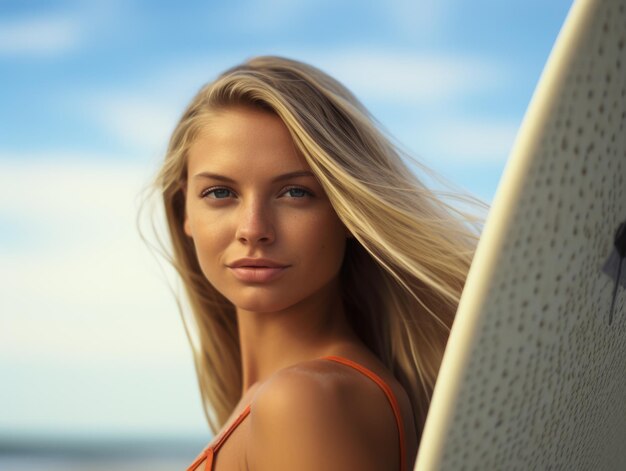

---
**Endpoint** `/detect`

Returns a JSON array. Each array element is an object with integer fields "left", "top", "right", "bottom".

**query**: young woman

[{"left": 154, "top": 56, "right": 482, "bottom": 470}]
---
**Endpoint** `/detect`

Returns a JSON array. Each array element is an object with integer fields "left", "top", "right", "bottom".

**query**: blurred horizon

[{"left": 1, "top": 0, "right": 573, "bottom": 459}]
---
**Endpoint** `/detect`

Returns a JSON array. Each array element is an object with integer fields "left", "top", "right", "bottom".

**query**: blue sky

[{"left": 0, "top": 0, "right": 573, "bottom": 439}]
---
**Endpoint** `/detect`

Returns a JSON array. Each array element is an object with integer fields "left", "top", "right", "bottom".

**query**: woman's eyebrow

[{"left": 193, "top": 170, "right": 315, "bottom": 183}]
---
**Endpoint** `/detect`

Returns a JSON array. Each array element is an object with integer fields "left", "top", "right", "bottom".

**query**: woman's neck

[{"left": 235, "top": 279, "right": 359, "bottom": 393}]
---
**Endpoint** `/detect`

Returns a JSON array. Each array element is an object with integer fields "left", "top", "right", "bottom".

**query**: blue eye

[
  {"left": 200, "top": 186, "right": 312, "bottom": 200},
  {"left": 284, "top": 187, "right": 312, "bottom": 198},
  {"left": 202, "top": 187, "right": 233, "bottom": 199}
]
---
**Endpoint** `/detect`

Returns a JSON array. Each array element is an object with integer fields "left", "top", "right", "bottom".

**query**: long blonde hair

[{"left": 154, "top": 55, "right": 486, "bottom": 439}]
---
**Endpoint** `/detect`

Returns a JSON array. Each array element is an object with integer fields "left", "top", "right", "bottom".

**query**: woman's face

[{"left": 184, "top": 106, "right": 349, "bottom": 314}]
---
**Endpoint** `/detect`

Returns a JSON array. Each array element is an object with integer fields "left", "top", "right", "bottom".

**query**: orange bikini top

[{"left": 186, "top": 355, "right": 407, "bottom": 471}]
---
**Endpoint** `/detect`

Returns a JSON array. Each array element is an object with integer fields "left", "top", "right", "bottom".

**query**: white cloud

[
  {"left": 74, "top": 56, "right": 237, "bottom": 155},
  {"left": 215, "top": 0, "right": 449, "bottom": 39},
  {"left": 0, "top": 155, "right": 214, "bottom": 434},
  {"left": 427, "top": 119, "right": 520, "bottom": 164},
  {"left": 0, "top": 1, "right": 131, "bottom": 58},
  {"left": 315, "top": 49, "right": 504, "bottom": 105},
  {"left": 215, "top": 0, "right": 332, "bottom": 33},
  {"left": 95, "top": 96, "right": 179, "bottom": 155},
  {"left": 78, "top": 56, "right": 233, "bottom": 155},
  {"left": 0, "top": 14, "right": 82, "bottom": 56},
  {"left": 0, "top": 156, "right": 188, "bottom": 364},
  {"left": 381, "top": 0, "right": 451, "bottom": 38}
]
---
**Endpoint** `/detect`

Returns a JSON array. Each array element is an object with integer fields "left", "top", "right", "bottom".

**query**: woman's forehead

[{"left": 187, "top": 107, "right": 311, "bottom": 180}]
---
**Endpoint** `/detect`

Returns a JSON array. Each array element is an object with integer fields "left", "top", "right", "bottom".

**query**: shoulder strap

[
  {"left": 189, "top": 357, "right": 407, "bottom": 471},
  {"left": 186, "top": 404, "right": 252, "bottom": 471},
  {"left": 186, "top": 447, "right": 214, "bottom": 471},
  {"left": 322, "top": 355, "right": 407, "bottom": 471},
  {"left": 213, "top": 404, "right": 252, "bottom": 452}
]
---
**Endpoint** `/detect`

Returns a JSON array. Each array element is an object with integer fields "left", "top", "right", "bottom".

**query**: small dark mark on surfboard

[{"left": 602, "top": 220, "right": 626, "bottom": 324}]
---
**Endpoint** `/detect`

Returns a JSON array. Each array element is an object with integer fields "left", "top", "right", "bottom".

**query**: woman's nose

[{"left": 235, "top": 199, "right": 275, "bottom": 245}]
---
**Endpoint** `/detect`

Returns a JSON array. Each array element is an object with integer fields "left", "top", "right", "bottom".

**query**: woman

[{"left": 154, "top": 56, "right": 483, "bottom": 470}]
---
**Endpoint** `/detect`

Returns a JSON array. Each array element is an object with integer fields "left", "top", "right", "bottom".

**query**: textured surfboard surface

[{"left": 415, "top": 0, "right": 626, "bottom": 469}]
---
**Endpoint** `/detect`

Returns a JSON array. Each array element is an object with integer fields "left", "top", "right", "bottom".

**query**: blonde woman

[{"left": 155, "top": 56, "right": 482, "bottom": 471}]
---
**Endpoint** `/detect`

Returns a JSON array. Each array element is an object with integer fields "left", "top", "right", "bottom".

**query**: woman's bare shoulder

[{"left": 246, "top": 358, "right": 400, "bottom": 471}]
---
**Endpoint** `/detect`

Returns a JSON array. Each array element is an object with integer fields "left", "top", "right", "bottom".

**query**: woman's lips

[{"left": 229, "top": 266, "right": 288, "bottom": 283}]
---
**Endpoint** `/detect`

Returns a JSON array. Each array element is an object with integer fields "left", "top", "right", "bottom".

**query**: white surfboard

[{"left": 415, "top": 0, "right": 626, "bottom": 469}]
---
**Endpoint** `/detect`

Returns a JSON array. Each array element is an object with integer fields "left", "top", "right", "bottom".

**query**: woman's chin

[{"left": 230, "top": 296, "right": 293, "bottom": 315}]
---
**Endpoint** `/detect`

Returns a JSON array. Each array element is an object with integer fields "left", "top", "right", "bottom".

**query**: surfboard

[{"left": 415, "top": 0, "right": 626, "bottom": 469}]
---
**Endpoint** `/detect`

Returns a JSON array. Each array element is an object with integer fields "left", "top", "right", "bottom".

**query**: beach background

[{"left": 1, "top": 0, "right": 573, "bottom": 468}]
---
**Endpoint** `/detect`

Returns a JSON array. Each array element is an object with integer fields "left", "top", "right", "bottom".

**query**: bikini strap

[
  {"left": 188, "top": 357, "right": 407, "bottom": 471},
  {"left": 186, "top": 404, "right": 251, "bottom": 471},
  {"left": 213, "top": 404, "right": 252, "bottom": 452},
  {"left": 322, "top": 355, "right": 407, "bottom": 471}
]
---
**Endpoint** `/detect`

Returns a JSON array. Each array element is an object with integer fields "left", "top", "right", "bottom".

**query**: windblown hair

[{"left": 154, "top": 55, "right": 486, "bottom": 439}]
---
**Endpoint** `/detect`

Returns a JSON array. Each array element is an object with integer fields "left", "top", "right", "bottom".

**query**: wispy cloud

[
  {"left": 0, "top": 154, "right": 209, "bottom": 434},
  {"left": 216, "top": 0, "right": 449, "bottom": 39},
  {"left": 0, "top": 155, "right": 185, "bottom": 364},
  {"left": 95, "top": 96, "right": 179, "bottom": 155},
  {"left": 380, "top": 0, "right": 451, "bottom": 38},
  {"left": 214, "top": 0, "right": 332, "bottom": 33},
  {"left": 316, "top": 49, "right": 505, "bottom": 105},
  {"left": 0, "top": 14, "right": 82, "bottom": 56},
  {"left": 401, "top": 118, "right": 520, "bottom": 166},
  {"left": 74, "top": 58, "right": 234, "bottom": 155}
]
